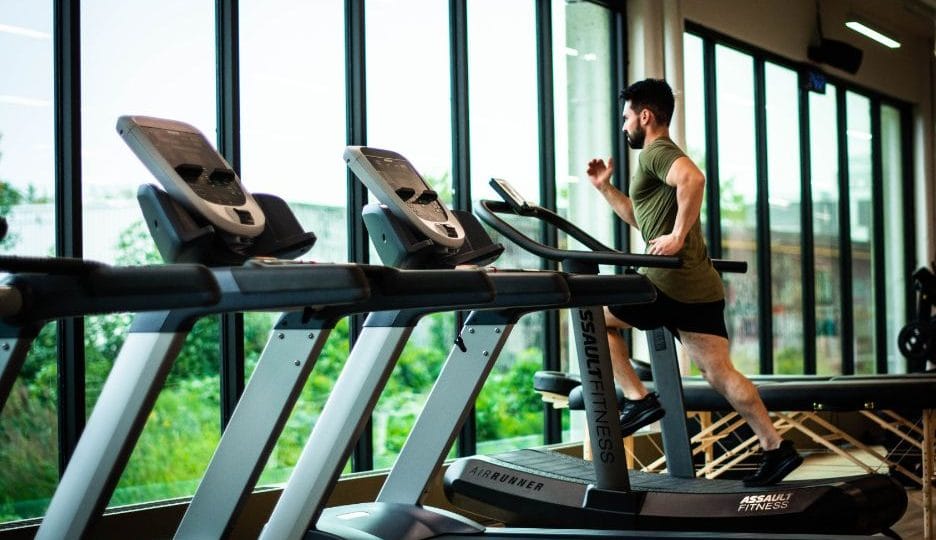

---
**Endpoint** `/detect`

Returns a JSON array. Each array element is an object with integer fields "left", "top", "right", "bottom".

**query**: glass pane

[
  {"left": 715, "top": 45, "right": 758, "bottom": 374},
  {"left": 469, "top": 0, "right": 545, "bottom": 451},
  {"left": 846, "top": 91, "right": 875, "bottom": 374},
  {"left": 810, "top": 85, "right": 841, "bottom": 375},
  {"left": 880, "top": 104, "right": 906, "bottom": 374},
  {"left": 366, "top": 0, "right": 453, "bottom": 469},
  {"left": 80, "top": 0, "right": 219, "bottom": 508},
  {"left": 367, "top": 0, "right": 451, "bottom": 202},
  {"left": 553, "top": 0, "right": 613, "bottom": 250},
  {"left": 764, "top": 63, "right": 803, "bottom": 374},
  {"left": 240, "top": 0, "right": 347, "bottom": 242},
  {"left": 552, "top": 0, "right": 612, "bottom": 444},
  {"left": 238, "top": 0, "right": 350, "bottom": 485},
  {"left": 683, "top": 33, "right": 707, "bottom": 234},
  {"left": 0, "top": 0, "right": 57, "bottom": 521}
]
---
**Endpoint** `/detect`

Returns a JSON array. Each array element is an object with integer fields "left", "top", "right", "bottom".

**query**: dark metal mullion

[
  {"left": 611, "top": 6, "right": 634, "bottom": 369},
  {"left": 836, "top": 89, "right": 855, "bottom": 375},
  {"left": 702, "top": 39, "right": 721, "bottom": 258},
  {"left": 900, "top": 106, "right": 916, "bottom": 340},
  {"left": 345, "top": 0, "right": 373, "bottom": 472},
  {"left": 535, "top": 0, "right": 561, "bottom": 446},
  {"left": 450, "top": 0, "right": 470, "bottom": 215},
  {"left": 53, "top": 0, "right": 84, "bottom": 473},
  {"left": 753, "top": 60, "right": 772, "bottom": 375},
  {"left": 870, "top": 101, "right": 887, "bottom": 374},
  {"left": 449, "top": 0, "right": 478, "bottom": 457},
  {"left": 612, "top": 8, "right": 629, "bottom": 254},
  {"left": 215, "top": 0, "right": 245, "bottom": 430},
  {"left": 798, "top": 79, "right": 817, "bottom": 375}
]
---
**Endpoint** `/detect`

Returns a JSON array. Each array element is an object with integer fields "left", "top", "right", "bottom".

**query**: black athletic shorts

[{"left": 607, "top": 285, "right": 728, "bottom": 340}]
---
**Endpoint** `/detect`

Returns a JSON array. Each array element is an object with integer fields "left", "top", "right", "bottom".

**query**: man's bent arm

[
  {"left": 598, "top": 184, "right": 639, "bottom": 229},
  {"left": 648, "top": 156, "right": 705, "bottom": 256},
  {"left": 664, "top": 156, "right": 705, "bottom": 243}
]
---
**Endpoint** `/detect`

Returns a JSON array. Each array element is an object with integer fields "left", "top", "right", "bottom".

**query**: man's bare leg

[
  {"left": 603, "top": 307, "right": 651, "bottom": 400},
  {"left": 679, "top": 330, "right": 782, "bottom": 451}
]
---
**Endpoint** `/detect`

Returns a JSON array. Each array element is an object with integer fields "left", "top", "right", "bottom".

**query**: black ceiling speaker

[{"left": 808, "top": 38, "right": 864, "bottom": 74}]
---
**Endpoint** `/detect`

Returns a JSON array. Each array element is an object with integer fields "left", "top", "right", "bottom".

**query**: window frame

[{"left": 685, "top": 21, "right": 915, "bottom": 375}]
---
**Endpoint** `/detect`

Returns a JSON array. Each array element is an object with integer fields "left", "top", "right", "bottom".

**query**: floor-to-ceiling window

[
  {"left": 364, "top": 0, "right": 454, "bottom": 469},
  {"left": 80, "top": 0, "right": 220, "bottom": 510},
  {"left": 764, "top": 62, "right": 804, "bottom": 374},
  {"left": 810, "top": 84, "right": 843, "bottom": 375},
  {"left": 0, "top": 0, "right": 57, "bottom": 521},
  {"left": 714, "top": 44, "right": 759, "bottom": 374},
  {"left": 880, "top": 104, "right": 908, "bottom": 374},
  {"left": 845, "top": 91, "right": 876, "bottom": 374},
  {"left": 686, "top": 24, "right": 912, "bottom": 376},
  {"left": 468, "top": 0, "right": 546, "bottom": 453},
  {"left": 238, "top": 0, "right": 348, "bottom": 487}
]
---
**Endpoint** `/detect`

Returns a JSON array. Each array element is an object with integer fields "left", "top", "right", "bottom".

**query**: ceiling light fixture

[
  {"left": 0, "top": 23, "right": 50, "bottom": 40},
  {"left": 845, "top": 19, "right": 900, "bottom": 48}
]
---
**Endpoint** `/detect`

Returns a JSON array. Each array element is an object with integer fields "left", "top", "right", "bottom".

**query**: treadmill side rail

[
  {"left": 260, "top": 325, "right": 414, "bottom": 540},
  {"left": 377, "top": 319, "right": 512, "bottom": 505},
  {"left": 36, "top": 329, "right": 188, "bottom": 540},
  {"left": 175, "top": 322, "right": 333, "bottom": 539},
  {"left": 0, "top": 328, "right": 40, "bottom": 414}
]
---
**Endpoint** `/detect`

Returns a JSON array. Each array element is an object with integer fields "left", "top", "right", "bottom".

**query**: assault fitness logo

[{"left": 737, "top": 492, "right": 793, "bottom": 512}]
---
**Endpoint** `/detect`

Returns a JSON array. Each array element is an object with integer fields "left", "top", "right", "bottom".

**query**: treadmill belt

[{"left": 489, "top": 449, "right": 861, "bottom": 494}]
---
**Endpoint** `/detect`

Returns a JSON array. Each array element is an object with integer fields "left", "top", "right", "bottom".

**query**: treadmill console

[
  {"left": 117, "top": 115, "right": 265, "bottom": 238},
  {"left": 344, "top": 146, "right": 465, "bottom": 249},
  {"left": 489, "top": 178, "right": 533, "bottom": 214}
]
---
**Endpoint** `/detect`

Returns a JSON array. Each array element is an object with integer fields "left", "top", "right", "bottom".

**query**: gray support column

[
  {"left": 662, "top": 0, "right": 685, "bottom": 148},
  {"left": 570, "top": 306, "right": 630, "bottom": 490},
  {"left": 646, "top": 327, "right": 694, "bottom": 478},
  {"left": 0, "top": 329, "right": 38, "bottom": 413},
  {"left": 37, "top": 330, "right": 188, "bottom": 540},
  {"left": 175, "top": 322, "right": 333, "bottom": 540},
  {"left": 260, "top": 325, "right": 413, "bottom": 540},
  {"left": 379, "top": 321, "right": 511, "bottom": 505}
]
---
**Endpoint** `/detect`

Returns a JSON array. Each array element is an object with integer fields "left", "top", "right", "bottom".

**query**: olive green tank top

[{"left": 631, "top": 137, "right": 724, "bottom": 303}]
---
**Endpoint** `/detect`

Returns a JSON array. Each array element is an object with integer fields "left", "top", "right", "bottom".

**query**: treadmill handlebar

[
  {"left": 0, "top": 254, "right": 106, "bottom": 275},
  {"left": 476, "top": 200, "right": 680, "bottom": 270},
  {"left": 476, "top": 201, "right": 748, "bottom": 275},
  {"left": 2, "top": 261, "right": 221, "bottom": 322},
  {"left": 711, "top": 259, "right": 747, "bottom": 274}
]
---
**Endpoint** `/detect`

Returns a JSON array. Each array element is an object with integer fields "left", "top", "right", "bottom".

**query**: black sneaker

[
  {"left": 619, "top": 392, "right": 665, "bottom": 437},
  {"left": 742, "top": 440, "right": 804, "bottom": 487}
]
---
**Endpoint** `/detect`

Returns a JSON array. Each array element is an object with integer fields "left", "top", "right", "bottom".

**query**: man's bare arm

[
  {"left": 587, "top": 157, "right": 639, "bottom": 229},
  {"left": 647, "top": 156, "right": 704, "bottom": 256}
]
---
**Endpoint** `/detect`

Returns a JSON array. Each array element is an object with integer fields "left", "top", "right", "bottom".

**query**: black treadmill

[{"left": 441, "top": 180, "right": 908, "bottom": 537}]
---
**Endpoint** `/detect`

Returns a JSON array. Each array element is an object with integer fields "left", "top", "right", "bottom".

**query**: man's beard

[{"left": 625, "top": 127, "right": 645, "bottom": 149}]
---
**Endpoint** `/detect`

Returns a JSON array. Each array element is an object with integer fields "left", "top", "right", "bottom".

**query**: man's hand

[
  {"left": 587, "top": 157, "right": 614, "bottom": 192},
  {"left": 648, "top": 232, "right": 684, "bottom": 256}
]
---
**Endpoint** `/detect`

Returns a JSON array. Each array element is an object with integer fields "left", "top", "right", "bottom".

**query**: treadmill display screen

[
  {"left": 141, "top": 126, "right": 247, "bottom": 206},
  {"left": 363, "top": 151, "right": 448, "bottom": 223}
]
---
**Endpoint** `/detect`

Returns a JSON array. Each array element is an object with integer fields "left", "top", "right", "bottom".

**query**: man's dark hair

[{"left": 620, "top": 78, "right": 674, "bottom": 126}]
